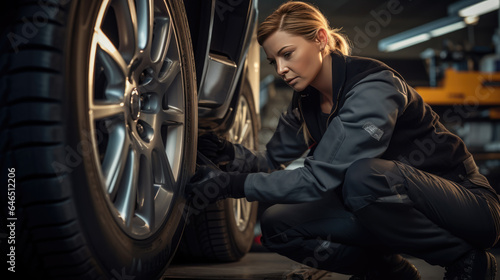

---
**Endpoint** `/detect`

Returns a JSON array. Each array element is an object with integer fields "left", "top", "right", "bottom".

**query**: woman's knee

[
  {"left": 343, "top": 158, "right": 382, "bottom": 198},
  {"left": 342, "top": 158, "right": 403, "bottom": 211},
  {"left": 260, "top": 205, "right": 290, "bottom": 241}
]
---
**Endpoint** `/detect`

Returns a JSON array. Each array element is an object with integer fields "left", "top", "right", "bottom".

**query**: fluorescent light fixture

[
  {"left": 380, "top": 0, "right": 499, "bottom": 52},
  {"left": 458, "top": 0, "right": 499, "bottom": 17},
  {"left": 385, "top": 34, "right": 431, "bottom": 52},
  {"left": 429, "top": 21, "right": 467, "bottom": 37},
  {"left": 379, "top": 16, "right": 465, "bottom": 52}
]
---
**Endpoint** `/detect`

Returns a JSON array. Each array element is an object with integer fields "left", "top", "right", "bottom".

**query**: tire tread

[
  {"left": 2, "top": 0, "right": 197, "bottom": 278},
  {"left": 1, "top": 1, "right": 96, "bottom": 278}
]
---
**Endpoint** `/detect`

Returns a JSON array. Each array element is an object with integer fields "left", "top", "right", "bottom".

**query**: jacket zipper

[
  {"left": 326, "top": 86, "right": 343, "bottom": 127},
  {"left": 298, "top": 95, "right": 317, "bottom": 145},
  {"left": 300, "top": 86, "right": 343, "bottom": 145}
]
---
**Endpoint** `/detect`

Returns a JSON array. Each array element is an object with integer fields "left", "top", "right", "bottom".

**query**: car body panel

[{"left": 184, "top": 0, "right": 259, "bottom": 126}]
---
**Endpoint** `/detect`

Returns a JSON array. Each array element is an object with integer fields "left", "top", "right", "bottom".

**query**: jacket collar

[{"left": 330, "top": 50, "right": 347, "bottom": 103}]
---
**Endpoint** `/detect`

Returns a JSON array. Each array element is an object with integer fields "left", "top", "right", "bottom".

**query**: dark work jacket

[
  {"left": 297, "top": 51, "right": 470, "bottom": 180},
  {"left": 228, "top": 51, "right": 495, "bottom": 203}
]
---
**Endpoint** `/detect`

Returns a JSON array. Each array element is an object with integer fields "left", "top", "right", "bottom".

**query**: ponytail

[{"left": 329, "top": 28, "right": 351, "bottom": 56}]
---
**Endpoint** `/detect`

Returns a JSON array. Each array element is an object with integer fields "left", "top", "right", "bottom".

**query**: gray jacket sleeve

[
  {"left": 244, "top": 71, "right": 409, "bottom": 203},
  {"left": 225, "top": 101, "right": 309, "bottom": 173}
]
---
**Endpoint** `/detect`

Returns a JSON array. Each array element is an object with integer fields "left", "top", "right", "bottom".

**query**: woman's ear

[{"left": 316, "top": 28, "right": 328, "bottom": 51}]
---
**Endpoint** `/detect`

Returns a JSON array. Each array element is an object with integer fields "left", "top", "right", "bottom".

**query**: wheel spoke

[
  {"left": 111, "top": 0, "right": 137, "bottom": 62},
  {"left": 153, "top": 185, "right": 173, "bottom": 227},
  {"left": 139, "top": 111, "right": 158, "bottom": 131},
  {"left": 241, "top": 199, "right": 249, "bottom": 219},
  {"left": 151, "top": 16, "right": 171, "bottom": 64},
  {"left": 114, "top": 148, "right": 139, "bottom": 227},
  {"left": 96, "top": 29, "right": 128, "bottom": 78},
  {"left": 95, "top": 30, "right": 128, "bottom": 101},
  {"left": 136, "top": 0, "right": 153, "bottom": 51},
  {"left": 101, "top": 123, "right": 129, "bottom": 197},
  {"left": 136, "top": 154, "right": 154, "bottom": 230},
  {"left": 241, "top": 102, "right": 248, "bottom": 127},
  {"left": 153, "top": 144, "right": 176, "bottom": 189},
  {"left": 233, "top": 119, "right": 240, "bottom": 143},
  {"left": 235, "top": 199, "right": 242, "bottom": 226},
  {"left": 163, "top": 125, "right": 183, "bottom": 183},
  {"left": 228, "top": 129, "right": 235, "bottom": 143},
  {"left": 234, "top": 120, "right": 241, "bottom": 143},
  {"left": 159, "top": 59, "right": 180, "bottom": 88},
  {"left": 160, "top": 106, "right": 184, "bottom": 125},
  {"left": 90, "top": 102, "right": 125, "bottom": 120},
  {"left": 239, "top": 120, "right": 251, "bottom": 145}
]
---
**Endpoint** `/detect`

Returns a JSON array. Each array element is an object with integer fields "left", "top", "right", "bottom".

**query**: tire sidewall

[{"left": 64, "top": 0, "right": 196, "bottom": 278}]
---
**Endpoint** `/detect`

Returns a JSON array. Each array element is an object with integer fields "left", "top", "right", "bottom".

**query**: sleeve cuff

[{"left": 228, "top": 172, "right": 249, "bottom": 198}]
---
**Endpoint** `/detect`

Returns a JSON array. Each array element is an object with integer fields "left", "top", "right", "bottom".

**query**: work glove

[
  {"left": 186, "top": 164, "right": 248, "bottom": 204},
  {"left": 198, "top": 133, "right": 235, "bottom": 164}
]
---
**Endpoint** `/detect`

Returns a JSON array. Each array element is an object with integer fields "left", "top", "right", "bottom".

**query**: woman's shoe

[
  {"left": 349, "top": 256, "right": 421, "bottom": 280},
  {"left": 444, "top": 249, "right": 497, "bottom": 280}
]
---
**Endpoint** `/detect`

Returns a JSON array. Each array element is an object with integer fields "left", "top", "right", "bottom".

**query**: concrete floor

[{"left": 163, "top": 250, "right": 500, "bottom": 280}]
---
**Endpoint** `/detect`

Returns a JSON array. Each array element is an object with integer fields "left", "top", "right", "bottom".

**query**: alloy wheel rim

[
  {"left": 228, "top": 95, "right": 254, "bottom": 232},
  {"left": 87, "top": 0, "right": 185, "bottom": 239}
]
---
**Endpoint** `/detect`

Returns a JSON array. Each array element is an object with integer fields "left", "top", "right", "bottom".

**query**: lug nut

[
  {"left": 140, "top": 95, "right": 145, "bottom": 110},
  {"left": 139, "top": 72, "right": 146, "bottom": 83},
  {"left": 137, "top": 123, "right": 145, "bottom": 135}
]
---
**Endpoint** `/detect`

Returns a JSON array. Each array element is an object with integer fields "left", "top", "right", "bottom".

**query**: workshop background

[{"left": 257, "top": 0, "right": 500, "bottom": 190}]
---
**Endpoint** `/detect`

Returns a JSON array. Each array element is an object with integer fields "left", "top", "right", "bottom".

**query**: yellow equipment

[
  {"left": 415, "top": 69, "right": 500, "bottom": 113},
  {"left": 415, "top": 68, "right": 500, "bottom": 184}
]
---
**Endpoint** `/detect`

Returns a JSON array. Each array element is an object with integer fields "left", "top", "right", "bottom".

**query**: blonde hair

[
  {"left": 257, "top": 1, "right": 351, "bottom": 57},
  {"left": 257, "top": 1, "right": 350, "bottom": 144}
]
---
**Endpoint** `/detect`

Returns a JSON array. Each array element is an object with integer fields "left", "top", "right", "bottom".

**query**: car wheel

[
  {"left": 1, "top": 0, "right": 196, "bottom": 278},
  {"left": 176, "top": 84, "right": 259, "bottom": 262}
]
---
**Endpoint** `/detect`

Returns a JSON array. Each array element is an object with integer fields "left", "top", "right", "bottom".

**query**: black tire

[
  {"left": 1, "top": 0, "right": 197, "bottom": 279},
  {"left": 176, "top": 84, "right": 259, "bottom": 262}
]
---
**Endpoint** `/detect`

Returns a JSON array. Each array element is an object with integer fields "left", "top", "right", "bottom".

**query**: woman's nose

[{"left": 276, "top": 61, "right": 288, "bottom": 76}]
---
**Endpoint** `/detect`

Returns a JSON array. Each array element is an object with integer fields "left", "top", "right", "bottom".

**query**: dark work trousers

[{"left": 260, "top": 157, "right": 500, "bottom": 274}]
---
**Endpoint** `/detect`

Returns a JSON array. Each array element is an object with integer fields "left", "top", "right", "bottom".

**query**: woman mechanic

[{"left": 187, "top": 1, "right": 500, "bottom": 279}]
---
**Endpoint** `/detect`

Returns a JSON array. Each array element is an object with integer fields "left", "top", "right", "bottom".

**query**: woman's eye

[
  {"left": 269, "top": 60, "right": 276, "bottom": 65},
  {"left": 284, "top": 52, "right": 291, "bottom": 58}
]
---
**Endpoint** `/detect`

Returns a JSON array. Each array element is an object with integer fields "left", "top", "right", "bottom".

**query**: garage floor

[{"left": 163, "top": 249, "right": 500, "bottom": 280}]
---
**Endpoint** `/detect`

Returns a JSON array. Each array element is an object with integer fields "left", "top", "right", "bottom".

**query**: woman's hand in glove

[
  {"left": 186, "top": 165, "right": 248, "bottom": 204},
  {"left": 198, "top": 133, "right": 235, "bottom": 164}
]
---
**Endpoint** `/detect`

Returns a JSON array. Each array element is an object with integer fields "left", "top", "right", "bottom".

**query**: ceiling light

[
  {"left": 385, "top": 34, "right": 431, "bottom": 52},
  {"left": 379, "top": 0, "right": 498, "bottom": 52},
  {"left": 429, "top": 21, "right": 467, "bottom": 37},
  {"left": 458, "top": 0, "right": 499, "bottom": 17},
  {"left": 379, "top": 16, "right": 464, "bottom": 52}
]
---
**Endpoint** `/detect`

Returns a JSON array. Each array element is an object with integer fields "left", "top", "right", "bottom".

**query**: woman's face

[{"left": 262, "top": 30, "right": 323, "bottom": 92}]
